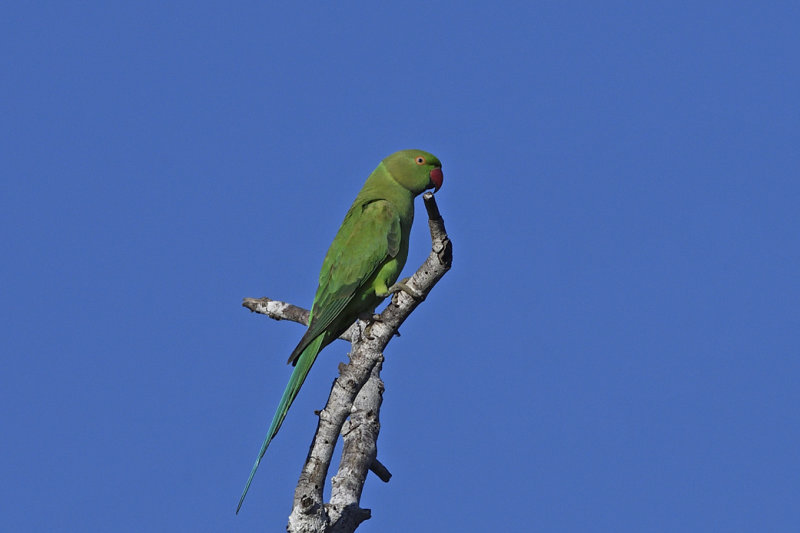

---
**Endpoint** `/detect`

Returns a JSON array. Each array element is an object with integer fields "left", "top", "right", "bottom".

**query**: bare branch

[
  {"left": 368, "top": 459, "right": 392, "bottom": 483},
  {"left": 244, "top": 192, "right": 451, "bottom": 532},
  {"left": 242, "top": 297, "right": 357, "bottom": 343},
  {"left": 327, "top": 355, "right": 385, "bottom": 531}
]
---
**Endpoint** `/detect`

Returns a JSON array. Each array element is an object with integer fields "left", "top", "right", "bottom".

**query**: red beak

[{"left": 429, "top": 167, "right": 443, "bottom": 192}]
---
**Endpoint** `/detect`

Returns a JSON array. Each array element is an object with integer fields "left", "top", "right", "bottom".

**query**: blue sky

[{"left": 2, "top": 2, "right": 798, "bottom": 531}]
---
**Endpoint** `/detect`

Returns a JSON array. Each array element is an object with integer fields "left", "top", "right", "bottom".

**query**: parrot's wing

[{"left": 287, "top": 199, "right": 401, "bottom": 364}]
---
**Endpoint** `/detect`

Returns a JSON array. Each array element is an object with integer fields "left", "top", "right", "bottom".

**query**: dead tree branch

[{"left": 243, "top": 192, "right": 451, "bottom": 532}]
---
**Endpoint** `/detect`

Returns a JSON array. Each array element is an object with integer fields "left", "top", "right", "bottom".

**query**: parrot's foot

[
  {"left": 357, "top": 313, "right": 383, "bottom": 340},
  {"left": 386, "top": 278, "right": 425, "bottom": 302},
  {"left": 363, "top": 315, "right": 402, "bottom": 339},
  {"left": 364, "top": 318, "right": 380, "bottom": 339}
]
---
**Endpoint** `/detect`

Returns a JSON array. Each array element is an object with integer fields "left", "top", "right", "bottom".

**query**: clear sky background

[{"left": 2, "top": 2, "right": 798, "bottom": 532}]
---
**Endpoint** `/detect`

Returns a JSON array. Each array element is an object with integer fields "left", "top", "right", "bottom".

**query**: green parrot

[{"left": 237, "top": 149, "right": 443, "bottom": 513}]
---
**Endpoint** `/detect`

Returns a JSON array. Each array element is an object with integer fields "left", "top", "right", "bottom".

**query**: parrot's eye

[{"left": 415, "top": 156, "right": 426, "bottom": 165}]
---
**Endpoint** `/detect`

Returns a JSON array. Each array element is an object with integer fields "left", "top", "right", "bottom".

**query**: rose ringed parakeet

[{"left": 237, "top": 149, "right": 443, "bottom": 513}]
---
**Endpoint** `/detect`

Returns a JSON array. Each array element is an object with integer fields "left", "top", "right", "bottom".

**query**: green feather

[{"left": 237, "top": 335, "right": 324, "bottom": 514}]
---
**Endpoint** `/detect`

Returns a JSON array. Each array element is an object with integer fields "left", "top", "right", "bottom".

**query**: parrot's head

[{"left": 384, "top": 149, "right": 443, "bottom": 195}]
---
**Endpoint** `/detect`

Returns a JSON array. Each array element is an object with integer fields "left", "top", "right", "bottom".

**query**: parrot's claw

[
  {"left": 363, "top": 316, "right": 401, "bottom": 339},
  {"left": 386, "top": 279, "right": 425, "bottom": 302},
  {"left": 357, "top": 313, "right": 384, "bottom": 340}
]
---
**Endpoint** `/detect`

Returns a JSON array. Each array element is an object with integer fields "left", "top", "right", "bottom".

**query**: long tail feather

[{"left": 236, "top": 335, "right": 325, "bottom": 514}]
